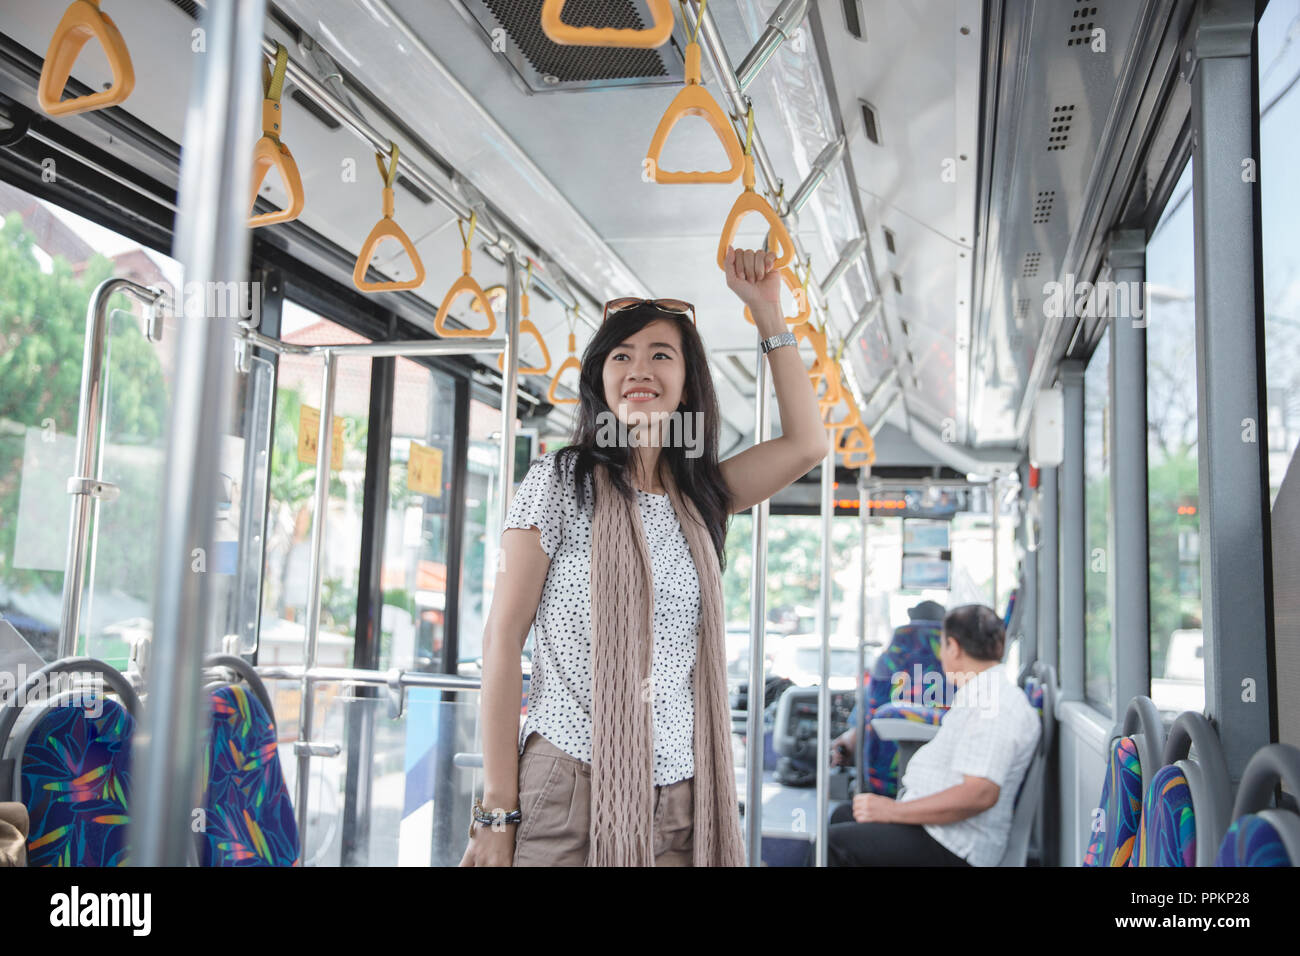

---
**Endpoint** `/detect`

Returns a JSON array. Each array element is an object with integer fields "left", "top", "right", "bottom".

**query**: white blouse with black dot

[{"left": 503, "top": 450, "right": 700, "bottom": 786}]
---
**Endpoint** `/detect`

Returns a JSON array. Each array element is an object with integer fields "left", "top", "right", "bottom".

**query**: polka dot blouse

[{"left": 503, "top": 450, "right": 700, "bottom": 786}]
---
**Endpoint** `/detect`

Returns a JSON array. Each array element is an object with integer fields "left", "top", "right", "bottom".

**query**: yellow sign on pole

[
  {"left": 298, "top": 404, "right": 344, "bottom": 471},
  {"left": 408, "top": 441, "right": 443, "bottom": 497}
]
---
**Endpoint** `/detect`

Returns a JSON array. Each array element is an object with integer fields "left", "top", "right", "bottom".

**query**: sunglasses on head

[{"left": 602, "top": 297, "right": 696, "bottom": 327}]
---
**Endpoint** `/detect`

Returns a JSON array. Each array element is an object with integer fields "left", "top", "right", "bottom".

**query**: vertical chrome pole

[
  {"left": 132, "top": 0, "right": 266, "bottom": 867},
  {"left": 498, "top": 254, "right": 520, "bottom": 524},
  {"left": 991, "top": 477, "right": 1000, "bottom": 610},
  {"left": 59, "top": 279, "right": 157, "bottom": 659},
  {"left": 855, "top": 467, "right": 870, "bottom": 795},
  {"left": 815, "top": 428, "right": 834, "bottom": 867},
  {"left": 295, "top": 351, "right": 337, "bottom": 846},
  {"left": 744, "top": 358, "right": 771, "bottom": 865}
]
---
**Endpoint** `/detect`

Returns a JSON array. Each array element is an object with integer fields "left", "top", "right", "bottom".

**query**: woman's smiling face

[{"left": 602, "top": 318, "right": 687, "bottom": 425}]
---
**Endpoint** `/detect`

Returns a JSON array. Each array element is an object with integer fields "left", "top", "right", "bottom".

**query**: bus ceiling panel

[
  {"left": 972, "top": 0, "right": 1176, "bottom": 449},
  {"left": 813, "top": 0, "right": 982, "bottom": 435},
  {"left": 271, "top": 0, "right": 653, "bottom": 307}
]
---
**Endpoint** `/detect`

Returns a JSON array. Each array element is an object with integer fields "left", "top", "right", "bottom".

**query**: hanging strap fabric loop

[
  {"left": 263, "top": 43, "right": 288, "bottom": 103},
  {"left": 375, "top": 142, "right": 400, "bottom": 189},
  {"left": 677, "top": 0, "right": 708, "bottom": 45},
  {"left": 458, "top": 210, "right": 478, "bottom": 249},
  {"left": 743, "top": 102, "right": 755, "bottom": 157}
]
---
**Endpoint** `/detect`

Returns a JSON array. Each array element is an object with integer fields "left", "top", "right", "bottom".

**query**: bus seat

[
  {"left": 200, "top": 683, "right": 300, "bottom": 866},
  {"left": 1082, "top": 695, "right": 1164, "bottom": 867},
  {"left": 869, "top": 702, "right": 945, "bottom": 782},
  {"left": 850, "top": 620, "right": 946, "bottom": 795},
  {"left": 0, "top": 658, "right": 139, "bottom": 867},
  {"left": 1134, "top": 711, "right": 1230, "bottom": 867},
  {"left": 17, "top": 699, "right": 134, "bottom": 867},
  {"left": 1214, "top": 743, "right": 1300, "bottom": 867},
  {"left": 1003, "top": 662, "right": 1056, "bottom": 866}
]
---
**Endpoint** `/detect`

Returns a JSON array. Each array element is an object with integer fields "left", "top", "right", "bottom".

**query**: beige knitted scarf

[{"left": 587, "top": 462, "right": 745, "bottom": 867}]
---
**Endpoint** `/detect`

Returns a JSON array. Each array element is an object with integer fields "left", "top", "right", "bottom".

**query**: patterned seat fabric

[
  {"left": 1082, "top": 736, "right": 1142, "bottom": 867},
  {"left": 1136, "top": 764, "right": 1195, "bottom": 867},
  {"left": 20, "top": 699, "right": 133, "bottom": 867},
  {"left": 848, "top": 621, "right": 947, "bottom": 796},
  {"left": 201, "top": 685, "right": 299, "bottom": 866},
  {"left": 1215, "top": 815, "right": 1293, "bottom": 867}
]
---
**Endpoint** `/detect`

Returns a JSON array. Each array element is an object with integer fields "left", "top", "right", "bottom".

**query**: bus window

[
  {"left": 456, "top": 396, "right": 503, "bottom": 675},
  {"left": 1146, "top": 157, "right": 1204, "bottom": 715},
  {"left": 379, "top": 360, "right": 456, "bottom": 672},
  {"left": 1084, "top": 327, "right": 1112, "bottom": 714},
  {"left": 258, "top": 303, "right": 371, "bottom": 670}
]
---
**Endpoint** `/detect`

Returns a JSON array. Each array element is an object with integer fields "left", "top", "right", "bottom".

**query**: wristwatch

[{"left": 760, "top": 331, "right": 797, "bottom": 354}]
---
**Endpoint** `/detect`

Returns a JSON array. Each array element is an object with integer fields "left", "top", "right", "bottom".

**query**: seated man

[{"left": 825, "top": 605, "right": 1040, "bottom": 867}]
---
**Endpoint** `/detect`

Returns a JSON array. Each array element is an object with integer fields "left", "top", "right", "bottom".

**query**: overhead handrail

[
  {"left": 353, "top": 143, "right": 426, "bottom": 293},
  {"left": 743, "top": 261, "right": 811, "bottom": 326},
  {"left": 716, "top": 105, "right": 795, "bottom": 270},
  {"left": 37, "top": 0, "right": 135, "bottom": 117},
  {"left": 433, "top": 210, "right": 497, "bottom": 336},
  {"left": 248, "top": 43, "right": 305, "bottom": 229},
  {"left": 497, "top": 261, "right": 552, "bottom": 374},
  {"left": 645, "top": 1, "right": 742, "bottom": 184},
  {"left": 548, "top": 306, "right": 582, "bottom": 405},
  {"left": 541, "top": 0, "right": 675, "bottom": 48}
]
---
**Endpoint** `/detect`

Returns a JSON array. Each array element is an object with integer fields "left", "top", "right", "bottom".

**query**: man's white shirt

[{"left": 897, "top": 663, "right": 1041, "bottom": 867}]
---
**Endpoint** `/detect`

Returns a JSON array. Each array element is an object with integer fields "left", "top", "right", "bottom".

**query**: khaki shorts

[{"left": 511, "top": 732, "right": 695, "bottom": 867}]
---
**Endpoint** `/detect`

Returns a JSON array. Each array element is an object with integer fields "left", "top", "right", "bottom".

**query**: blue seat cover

[
  {"left": 1215, "top": 815, "right": 1293, "bottom": 867},
  {"left": 1082, "top": 736, "right": 1142, "bottom": 867},
  {"left": 201, "top": 684, "right": 299, "bottom": 866},
  {"left": 1135, "top": 764, "right": 1195, "bottom": 867}
]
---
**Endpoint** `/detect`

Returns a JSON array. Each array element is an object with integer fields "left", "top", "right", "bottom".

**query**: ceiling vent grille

[
  {"left": 841, "top": 0, "right": 866, "bottom": 40},
  {"left": 1032, "top": 190, "right": 1056, "bottom": 224},
  {"left": 1068, "top": 3, "right": 1101, "bottom": 47},
  {"left": 1015, "top": 298, "right": 1031, "bottom": 323},
  {"left": 1022, "top": 251, "right": 1042, "bottom": 277},
  {"left": 463, "top": 0, "right": 683, "bottom": 92},
  {"left": 166, "top": 0, "right": 200, "bottom": 19},
  {"left": 892, "top": 273, "right": 903, "bottom": 295},
  {"left": 1047, "top": 104, "right": 1076, "bottom": 151},
  {"left": 860, "top": 100, "right": 882, "bottom": 145},
  {"left": 883, "top": 226, "right": 896, "bottom": 254}
]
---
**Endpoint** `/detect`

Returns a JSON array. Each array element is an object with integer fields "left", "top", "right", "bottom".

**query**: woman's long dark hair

[{"left": 555, "top": 303, "right": 732, "bottom": 567}]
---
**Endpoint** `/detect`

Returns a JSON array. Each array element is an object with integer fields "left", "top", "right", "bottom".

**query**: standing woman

[{"left": 460, "top": 246, "right": 829, "bottom": 867}]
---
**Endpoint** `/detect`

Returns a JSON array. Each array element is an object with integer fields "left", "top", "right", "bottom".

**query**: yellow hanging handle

[
  {"left": 353, "top": 143, "right": 427, "bottom": 293},
  {"left": 717, "top": 103, "right": 794, "bottom": 270},
  {"left": 498, "top": 262, "right": 552, "bottom": 375},
  {"left": 541, "top": 0, "right": 675, "bottom": 48},
  {"left": 434, "top": 210, "right": 497, "bottom": 337},
  {"left": 249, "top": 43, "right": 305, "bottom": 229},
  {"left": 548, "top": 308, "right": 582, "bottom": 405},
  {"left": 38, "top": 0, "right": 135, "bottom": 117},
  {"left": 743, "top": 260, "right": 811, "bottom": 327},
  {"left": 644, "top": 1, "right": 742, "bottom": 184}
]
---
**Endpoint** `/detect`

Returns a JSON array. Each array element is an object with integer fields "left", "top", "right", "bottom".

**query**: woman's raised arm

[{"left": 718, "top": 246, "right": 829, "bottom": 514}]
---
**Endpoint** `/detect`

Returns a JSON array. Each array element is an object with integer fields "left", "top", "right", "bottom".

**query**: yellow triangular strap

[
  {"left": 841, "top": 424, "right": 875, "bottom": 469},
  {"left": 717, "top": 160, "right": 795, "bottom": 270},
  {"left": 248, "top": 137, "right": 305, "bottom": 228},
  {"left": 541, "top": 0, "right": 675, "bottom": 48},
  {"left": 548, "top": 332, "right": 581, "bottom": 404},
  {"left": 498, "top": 318, "right": 553, "bottom": 375},
  {"left": 354, "top": 145, "right": 425, "bottom": 292},
  {"left": 645, "top": 42, "right": 743, "bottom": 184},
  {"left": 38, "top": 0, "right": 135, "bottom": 117}
]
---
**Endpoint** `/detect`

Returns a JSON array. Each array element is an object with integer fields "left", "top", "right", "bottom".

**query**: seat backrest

[
  {"left": 998, "top": 664, "right": 1055, "bottom": 866},
  {"left": 862, "top": 620, "right": 945, "bottom": 795},
  {"left": 1082, "top": 735, "right": 1143, "bottom": 866},
  {"left": 19, "top": 697, "right": 134, "bottom": 867},
  {"left": 1215, "top": 743, "right": 1300, "bottom": 867},
  {"left": 200, "top": 684, "right": 299, "bottom": 866},
  {"left": 1148, "top": 711, "right": 1231, "bottom": 867}
]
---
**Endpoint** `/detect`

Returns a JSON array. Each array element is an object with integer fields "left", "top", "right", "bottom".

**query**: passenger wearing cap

[{"left": 831, "top": 600, "right": 948, "bottom": 793}]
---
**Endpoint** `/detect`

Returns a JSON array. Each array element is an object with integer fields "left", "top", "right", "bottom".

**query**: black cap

[{"left": 908, "top": 600, "right": 946, "bottom": 621}]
